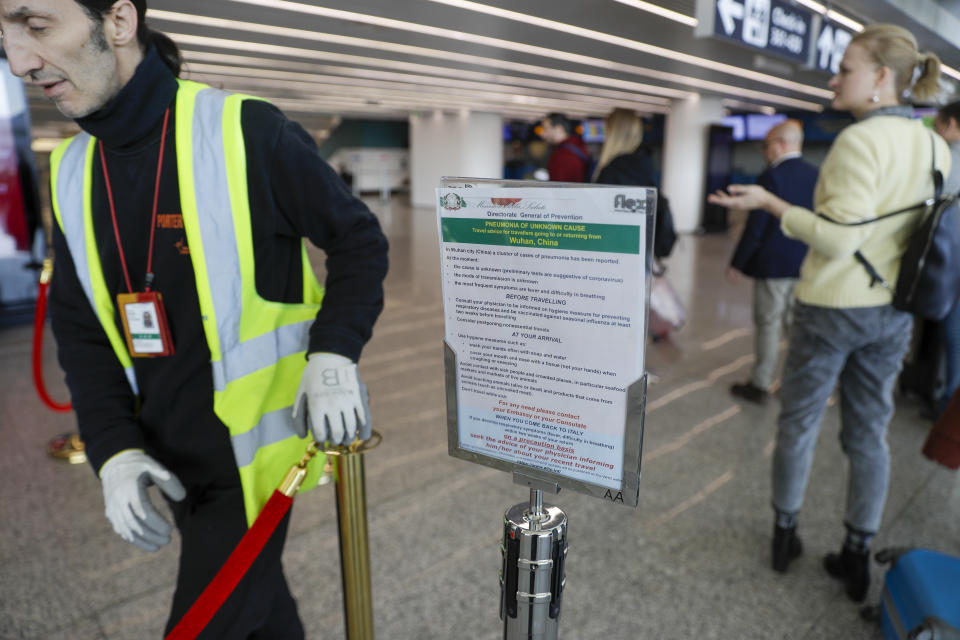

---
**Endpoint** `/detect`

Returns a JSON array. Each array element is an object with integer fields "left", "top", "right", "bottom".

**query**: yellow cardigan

[{"left": 781, "top": 115, "right": 952, "bottom": 308}]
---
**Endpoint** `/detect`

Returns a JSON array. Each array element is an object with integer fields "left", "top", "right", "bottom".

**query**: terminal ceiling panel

[{"left": 24, "top": 0, "right": 960, "bottom": 139}]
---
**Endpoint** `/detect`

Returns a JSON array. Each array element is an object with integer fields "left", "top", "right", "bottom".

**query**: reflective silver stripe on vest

[
  {"left": 209, "top": 319, "right": 312, "bottom": 392},
  {"left": 192, "top": 89, "right": 312, "bottom": 394},
  {"left": 55, "top": 135, "right": 139, "bottom": 395},
  {"left": 230, "top": 406, "right": 302, "bottom": 468},
  {"left": 190, "top": 88, "right": 310, "bottom": 463}
]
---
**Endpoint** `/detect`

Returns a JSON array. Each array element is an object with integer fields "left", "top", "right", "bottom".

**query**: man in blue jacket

[{"left": 726, "top": 120, "right": 818, "bottom": 405}]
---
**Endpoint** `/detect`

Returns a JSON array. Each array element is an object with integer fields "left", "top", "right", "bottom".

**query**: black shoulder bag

[{"left": 816, "top": 131, "right": 960, "bottom": 320}]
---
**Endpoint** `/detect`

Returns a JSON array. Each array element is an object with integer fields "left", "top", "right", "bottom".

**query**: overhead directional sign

[
  {"left": 717, "top": 0, "right": 743, "bottom": 36},
  {"left": 695, "top": 0, "right": 816, "bottom": 66},
  {"left": 813, "top": 17, "right": 854, "bottom": 74}
]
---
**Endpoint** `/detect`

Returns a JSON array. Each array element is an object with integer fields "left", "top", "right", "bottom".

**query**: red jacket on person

[{"left": 547, "top": 136, "right": 590, "bottom": 182}]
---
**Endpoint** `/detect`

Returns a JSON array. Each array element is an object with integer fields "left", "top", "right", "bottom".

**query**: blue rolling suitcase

[{"left": 879, "top": 548, "right": 960, "bottom": 640}]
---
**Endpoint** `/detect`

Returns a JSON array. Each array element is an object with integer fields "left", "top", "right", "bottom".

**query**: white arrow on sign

[
  {"left": 717, "top": 0, "right": 744, "bottom": 35},
  {"left": 817, "top": 24, "right": 853, "bottom": 73},
  {"left": 816, "top": 25, "right": 834, "bottom": 70}
]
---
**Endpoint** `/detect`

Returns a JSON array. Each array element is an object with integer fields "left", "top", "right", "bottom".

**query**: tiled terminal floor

[{"left": 2, "top": 196, "right": 957, "bottom": 639}]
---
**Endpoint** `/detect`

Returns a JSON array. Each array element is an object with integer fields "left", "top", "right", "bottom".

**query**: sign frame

[
  {"left": 694, "top": 0, "right": 817, "bottom": 66},
  {"left": 438, "top": 177, "right": 654, "bottom": 507}
]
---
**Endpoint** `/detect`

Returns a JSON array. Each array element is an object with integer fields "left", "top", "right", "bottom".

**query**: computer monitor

[
  {"left": 745, "top": 113, "right": 787, "bottom": 141},
  {"left": 721, "top": 115, "right": 746, "bottom": 141},
  {"left": 580, "top": 119, "right": 605, "bottom": 143}
]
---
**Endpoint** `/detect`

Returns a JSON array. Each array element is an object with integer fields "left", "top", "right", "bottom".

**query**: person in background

[
  {"left": 539, "top": 112, "right": 591, "bottom": 182},
  {"left": 933, "top": 100, "right": 960, "bottom": 417},
  {"left": 709, "top": 24, "right": 949, "bottom": 602},
  {"left": 594, "top": 108, "right": 676, "bottom": 262},
  {"left": 726, "top": 120, "right": 818, "bottom": 405},
  {"left": 594, "top": 108, "right": 653, "bottom": 185}
]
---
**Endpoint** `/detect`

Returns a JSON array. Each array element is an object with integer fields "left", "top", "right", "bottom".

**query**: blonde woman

[
  {"left": 709, "top": 24, "right": 951, "bottom": 601},
  {"left": 595, "top": 109, "right": 675, "bottom": 259},
  {"left": 594, "top": 108, "right": 649, "bottom": 183}
]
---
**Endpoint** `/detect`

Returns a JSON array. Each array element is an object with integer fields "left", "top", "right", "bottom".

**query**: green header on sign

[{"left": 441, "top": 218, "right": 640, "bottom": 254}]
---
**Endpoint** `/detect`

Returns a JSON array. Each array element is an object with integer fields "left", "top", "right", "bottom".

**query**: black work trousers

[{"left": 163, "top": 483, "right": 305, "bottom": 639}]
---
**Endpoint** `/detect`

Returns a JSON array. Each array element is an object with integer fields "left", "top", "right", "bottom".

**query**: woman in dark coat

[{"left": 595, "top": 108, "right": 675, "bottom": 260}]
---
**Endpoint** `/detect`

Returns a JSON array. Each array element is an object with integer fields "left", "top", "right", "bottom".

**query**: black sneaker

[
  {"left": 772, "top": 525, "right": 803, "bottom": 573},
  {"left": 824, "top": 547, "right": 870, "bottom": 602},
  {"left": 731, "top": 382, "right": 770, "bottom": 405}
]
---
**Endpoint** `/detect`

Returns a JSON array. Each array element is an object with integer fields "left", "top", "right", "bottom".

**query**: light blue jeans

[{"left": 772, "top": 302, "right": 913, "bottom": 533}]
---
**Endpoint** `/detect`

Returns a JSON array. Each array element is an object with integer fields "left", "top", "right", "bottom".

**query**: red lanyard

[{"left": 98, "top": 107, "right": 171, "bottom": 293}]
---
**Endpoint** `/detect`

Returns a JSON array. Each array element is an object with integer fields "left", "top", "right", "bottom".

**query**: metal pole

[
  {"left": 501, "top": 492, "right": 568, "bottom": 639},
  {"left": 333, "top": 436, "right": 380, "bottom": 640},
  {"left": 529, "top": 489, "right": 544, "bottom": 524}
]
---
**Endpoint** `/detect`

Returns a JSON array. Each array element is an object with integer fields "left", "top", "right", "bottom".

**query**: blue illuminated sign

[
  {"left": 696, "top": 0, "right": 815, "bottom": 65},
  {"left": 813, "top": 17, "right": 854, "bottom": 74}
]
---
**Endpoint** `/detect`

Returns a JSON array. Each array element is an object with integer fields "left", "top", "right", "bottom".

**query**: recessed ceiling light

[
  {"left": 171, "top": 32, "right": 691, "bottom": 101},
  {"left": 721, "top": 99, "right": 776, "bottom": 115},
  {"left": 942, "top": 65, "right": 960, "bottom": 82},
  {"left": 184, "top": 71, "right": 636, "bottom": 117},
  {"left": 183, "top": 61, "right": 671, "bottom": 112},
  {"left": 612, "top": 0, "right": 698, "bottom": 27},
  {"left": 181, "top": 49, "right": 674, "bottom": 106},
  {"left": 181, "top": 67, "right": 630, "bottom": 114},
  {"left": 150, "top": 16, "right": 826, "bottom": 111},
  {"left": 215, "top": 0, "right": 831, "bottom": 99},
  {"left": 824, "top": 10, "right": 863, "bottom": 32}
]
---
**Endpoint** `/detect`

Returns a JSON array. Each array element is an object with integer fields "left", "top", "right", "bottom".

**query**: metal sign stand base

[{"left": 500, "top": 476, "right": 568, "bottom": 640}]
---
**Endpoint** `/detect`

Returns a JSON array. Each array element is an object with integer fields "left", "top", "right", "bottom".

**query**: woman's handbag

[
  {"left": 817, "top": 131, "right": 960, "bottom": 320},
  {"left": 889, "top": 189, "right": 960, "bottom": 319}
]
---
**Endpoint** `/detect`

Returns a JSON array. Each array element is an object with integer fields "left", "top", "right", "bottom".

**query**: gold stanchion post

[{"left": 333, "top": 434, "right": 380, "bottom": 640}]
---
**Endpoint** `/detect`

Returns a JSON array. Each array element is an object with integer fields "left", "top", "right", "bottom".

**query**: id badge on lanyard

[
  {"left": 117, "top": 292, "right": 174, "bottom": 357},
  {"left": 100, "top": 108, "right": 176, "bottom": 359}
]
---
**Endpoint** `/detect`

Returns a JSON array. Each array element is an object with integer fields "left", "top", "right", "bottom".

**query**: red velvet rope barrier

[
  {"left": 33, "top": 275, "right": 72, "bottom": 412},
  {"left": 166, "top": 445, "right": 321, "bottom": 639},
  {"left": 165, "top": 490, "right": 294, "bottom": 639}
]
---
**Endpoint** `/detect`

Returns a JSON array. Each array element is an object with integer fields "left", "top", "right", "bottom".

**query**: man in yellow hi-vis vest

[{"left": 1, "top": 0, "right": 389, "bottom": 636}]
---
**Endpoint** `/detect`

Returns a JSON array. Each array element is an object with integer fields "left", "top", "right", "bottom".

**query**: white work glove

[
  {"left": 292, "top": 352, "right": 371, "bottom": 445},
  {"left": 99, "top": 449, "right": 186, "bottom": 552}
]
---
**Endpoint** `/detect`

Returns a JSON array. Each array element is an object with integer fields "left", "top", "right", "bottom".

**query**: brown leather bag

[{"left": 923, "top": 387, "right": 960, "bottom": 470}]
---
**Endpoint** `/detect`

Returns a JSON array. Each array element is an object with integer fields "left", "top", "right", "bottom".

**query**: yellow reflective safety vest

[{"left": 49, "top": 80, "right": 326, "bottom": 526}]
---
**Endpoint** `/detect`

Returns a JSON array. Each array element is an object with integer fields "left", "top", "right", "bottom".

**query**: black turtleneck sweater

[{"left": 50, "top": 49, "right": 388, "bottom": 483}]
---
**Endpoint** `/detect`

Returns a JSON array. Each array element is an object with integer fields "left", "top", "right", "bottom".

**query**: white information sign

[
  {"left": 814, "top": 18, "right": 853, "bottom": 74},
  {"left": 438, "top": 184, "right": 651, "bottom": 502}
]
